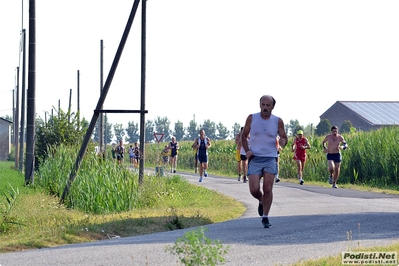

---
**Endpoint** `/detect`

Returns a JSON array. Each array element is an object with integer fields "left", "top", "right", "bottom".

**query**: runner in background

[{"left": 235, "top": 127, "right": 243, "bottom": 181}]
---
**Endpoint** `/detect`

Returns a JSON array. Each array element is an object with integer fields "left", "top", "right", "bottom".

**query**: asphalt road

[{"left": 1, "top": 170, "right": 399, "bottom": 266}]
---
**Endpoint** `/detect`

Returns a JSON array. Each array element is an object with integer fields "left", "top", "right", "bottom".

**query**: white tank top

[{"left": 250, "top": 112, "right": 279, "bottom": 157}]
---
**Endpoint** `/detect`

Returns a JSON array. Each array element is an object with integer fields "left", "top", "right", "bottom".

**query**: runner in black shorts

[{"left": 322, "top": 126, "right": 347, "bottom": 188}]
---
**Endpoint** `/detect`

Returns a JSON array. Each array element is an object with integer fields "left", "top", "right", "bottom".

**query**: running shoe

[
  {"left": 238, "top": 175, "right": 241, "bottom": 181},
  {"left": 173, "top": 170, "right": 176, "bottom": 173},
  {"left": 300, "top": 179, "right": 304, "bottom": 185},
  {"left": 243, "top": 176, "right": 247, "bottom": 183},
  {"left": 261, "top": 217, "right": 271, "bottom": 228},
  {"left": 275, "top": 176, "right": 280, "bottom": 183},
  {"left": 199, "top": 177, "right": 203, "bottom": 182},
  {"left": 204, "top": 171, "right": 208, "bottom": 177},
  {"left": 328, "top": 175, "right": 333, "bottom": 184},
  {"left": 258, "top": 202, "right": 263, "bottom": 216},
  {"left": 332, "top": 183, "right": 338, "bottom": 188}
]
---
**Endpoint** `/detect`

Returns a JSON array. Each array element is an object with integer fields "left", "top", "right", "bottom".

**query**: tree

[
  {"left": 340, "top": 120, "right": 353, "bottom": 134},
  {"left": 103, "top": 114, "right": 114, "bottom": 144},
  {"left": 173, "top": 121, "right": 185, "bottom": 141},
  {"left": 285, "top": 119, "right": 300, "bottom": 136},
  {"left": 1, "top": 115, "right": 13, "bottom": 121},
  {"left": 93, "top": 115, "right": 112, "bottom": 144},
  {"left": 92, "top": 119, "right": 101, "bottom": 143},
  {"left": 125, "top": 121, "right": 140, "bottom": 144},
  {"left": 185, "top": 119, "right": 198, "bottom": 141},
  {"left": 113, "top": 123, "right": 126, "bottom": 142},
  {"left": 216, "top": 122, "right": 229, "bottom": 140},
  {"left": 154, "top": 116, "right": 171, "bottom": 141},
  {"left": 201, "top": 120, "right": 217, "bottom": 140},
  {"left": 303, "top": 123, "right": 315, "bottom": 136},
  {"left": 315, "top": 119, "right": 331, "bottom": 136},
  {"left": 294, "top": 125, "right": 303, "bottom": 135},
  {"left": 92, "top": 120, "right": 100, "bottom": 143},
  {"left": 145, "top": 119, "right": 155, "bottom": 143},
  {"left": 35, "top": 108, "right": 87, "bottom": 168},
  {"left": 231, "top": 123, "right": 241, "bottom": 139}
]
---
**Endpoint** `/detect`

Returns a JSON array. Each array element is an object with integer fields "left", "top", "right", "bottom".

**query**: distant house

[
  {"left": 0, "top": 117, "right": 13, "bottom": 161},
  {"left": 320, "top": 101, "right": 399, "bottom": 131}
]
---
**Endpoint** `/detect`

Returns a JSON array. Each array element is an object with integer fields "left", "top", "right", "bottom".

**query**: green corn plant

[{"left": 0, "top": 185, "right": 23, "bottom": 233}]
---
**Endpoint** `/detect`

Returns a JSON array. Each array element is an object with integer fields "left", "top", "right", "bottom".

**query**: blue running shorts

[{"left": 248, "top": 156, "right": 277, "bottom": 176}]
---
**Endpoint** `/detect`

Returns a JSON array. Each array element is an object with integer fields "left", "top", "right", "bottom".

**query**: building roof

[
  {"left": 0, "top": 117, "right": 12, "bottom": 124},
  {"left": 338, "top": 101, "right": 399, "bottom": 126}
]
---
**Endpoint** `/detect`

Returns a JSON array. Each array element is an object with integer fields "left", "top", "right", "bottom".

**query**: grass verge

[{"left": 0, "top": 161, "right": 245, "bottom": 253}]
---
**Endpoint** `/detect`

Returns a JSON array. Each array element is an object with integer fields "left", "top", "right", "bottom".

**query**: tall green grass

[
  {"left": 36, "top": 145, "right": 138, "bottom": 213},
  {"left": 36, "top": 144, "right": 214, "bottom": 214},
  {"left": 342, "top": 126, "right": 399, "bottom": 187}
]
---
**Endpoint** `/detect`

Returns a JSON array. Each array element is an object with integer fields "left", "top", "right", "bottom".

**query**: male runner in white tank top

[{"left": 241, "top": 95, "right": 288, "bottom": 228}]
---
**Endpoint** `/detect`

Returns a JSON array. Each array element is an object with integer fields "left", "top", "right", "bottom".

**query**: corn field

[
  {"left": 36, "top": 127, "right": 399, "bottom": 214},
  {"left": 146, "top": 127, "right": 399, "bottom": 190}
]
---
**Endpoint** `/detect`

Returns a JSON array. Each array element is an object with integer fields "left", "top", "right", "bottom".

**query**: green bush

[{"left": 165, "top": 226, "right": 229, "bottom": 266}]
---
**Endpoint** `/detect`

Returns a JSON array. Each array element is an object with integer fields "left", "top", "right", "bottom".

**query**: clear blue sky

[{"left": 1, "top": 0, "right": 399, "bottom": 136}]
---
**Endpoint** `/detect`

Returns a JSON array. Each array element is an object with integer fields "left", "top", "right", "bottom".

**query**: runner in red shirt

[{"left": 292, "top": 130, "right": 311, "bottom": 185}]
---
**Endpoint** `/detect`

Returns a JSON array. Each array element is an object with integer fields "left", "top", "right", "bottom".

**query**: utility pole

[
  {"left": 138, "top": 0, "right": 147, "bottom": 184},
  {"left": 19, "top": 29, "right": 27, "bottom": 172},
  {"left": 77, "top": 70, "right": 80, "bottom": 130},
  {"left": 25, "top": 0, "right": 36, "bottom": 185},
  {"left": 14, "top": 67, "right": 20, "bottom": 170},
  {"left": 99, "top": 40, "right": 104, "bottom": 153},
  {"left": 68, "top": 88, "right": 72, "bottom": 123}
]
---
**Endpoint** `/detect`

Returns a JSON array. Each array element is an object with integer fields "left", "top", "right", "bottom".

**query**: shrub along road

[{"left": 1, "top": 171, "right": 399, "bottom": 265}]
